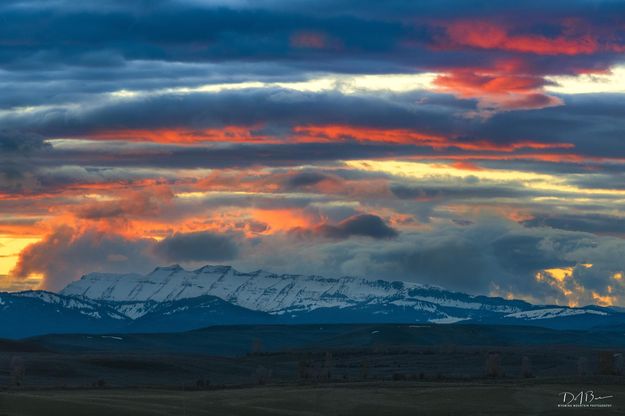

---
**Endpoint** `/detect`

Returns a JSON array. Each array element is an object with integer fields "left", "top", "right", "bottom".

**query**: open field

[
  {"left": 0, "top": 381, "right": 624, "bottom": 416},
  {"left": 0, "top": 324, "right": 623, "bottom": 414}
]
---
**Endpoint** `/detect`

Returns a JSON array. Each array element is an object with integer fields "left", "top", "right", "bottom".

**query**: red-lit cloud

[
  {"left": 293, "top": 124, "right": 573, "bottom": 151},
  {"left": 440, "top": 20, "right": 602, "bottom": 56},
  {"left": 433, "top": 65, "right": 562, "bottom": 111},
  {"left": 89, "top": 126, "right": 272, "bottom": 144},
  {"left": 422, "top": 18, "right": 625, "bottom": 110}
]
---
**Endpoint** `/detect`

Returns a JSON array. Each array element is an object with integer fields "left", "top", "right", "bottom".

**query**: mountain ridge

[
  {"left": 62, "top": 264, "right": 530, "bottom": 315},
  {"left": 0, "top": 264, "right": 623, "bottom": 338},
  {"left": 60, "top": 264, "right": 620, "bottom": 329}
]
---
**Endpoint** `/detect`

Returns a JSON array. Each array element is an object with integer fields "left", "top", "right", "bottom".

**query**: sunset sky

[{"left": 2, "top": 0, "right": 625, "bottom": 307}]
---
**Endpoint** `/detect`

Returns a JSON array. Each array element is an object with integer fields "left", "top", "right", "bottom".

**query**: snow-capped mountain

[
  {"left": 60, "top": 264, "right": 624, "bottom": 330},
  {"left": 1, "top": 264, "right": 624, "bottom": 339},
  {"left": 62, "top": 265, "right": 528, "bottom": 317}
]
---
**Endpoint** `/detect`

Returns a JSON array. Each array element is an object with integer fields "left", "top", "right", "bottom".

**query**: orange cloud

[
  {"left": 442, "top": 20, "right": 600, "bottom": 55},
  {"left": 293, "top": 124, "right": 573, "bottom": 152},
  {"left": 450, "top": 161, "right": 483, "bottom": 171},
  {"left": 294, "top": 124, "right": 447, "bottom": 146},
  {"left": 252, "top": 208, "right": 314, "bottom": 232},
  {"left": 433, "top": 153, "right": 590, "bottom": 163},
  {"left": 89, "top": 126, "right": 273, "bottom": 144},
  {"left": 0, "top": 222, "right": 46, "bottom": 237},
  {"left": 75, "top": 122, "right": 577, "bottom": 153},
  {"left": 426, "top": 19, "right": 625, "bottom": 110},
  {"left": 434, "top": 69, "right": 562, "bottom": 111}
]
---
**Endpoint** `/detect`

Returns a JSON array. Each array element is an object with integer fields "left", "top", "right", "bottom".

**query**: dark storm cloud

[
  {"left": 231, "top": 218, "right": 589, "bottom": 298},
  {"left": 12, "top": 226, "right": 238, "bottom": 290},
  {"left": 523, "top": 213, "right": 625, "bottom": 235},
  {"left": 284, "top": 171, "right": 336, "bottom": 189},
  {"left": 0, "top": 0, "right": 622, "bottom": 68},
  {"left": 0, "top": 0, "right": 623, "bottom": 114},
  {"left": 296, "top": 214, "right": 399, "bottom": 240},
  {"left": 3, "top": 88, "right": 625, "bottom": 161},
  {"left": 0, "top": 2, "right": 410, "bottom": 67},
  {"left": 0, "top": 130, "right": 51, "bottom": 194},
  {"left": 0, "top": 140, "right": 406, "bottom": 197},
  {"left": 568, "top": 173, "right": 625, "bottom": 190},
  {"left": 42, "top": 142, "right": 437, "bottom": 169},
  {"left": 11, "top": 216, "right": 625, "bottom": 305},
  {"left": 0, "top": 89, "right": 461, "bottom": 138},
  {"left": 264, "top": 0, "right": 625, "bottom": 19},
  {"left": 235, "top": 218, "right": 625, "bottom": 305},
  {"left": 154, "top": 231, "right": 239, "bottom": 262},
  {"left": 469, "top": 94, "right": 625, "bottom": 158},
  {"left": 0, "top": 130, "right": 49, "bottom": 154},
  {"left": 11, "top": 227, "right": 157, "bottom": 291},
  {"left": 0, "top": 60, "right": 307, "bottom": 110},
  {"left": 489, "top": 233, "right": 574, "bottom": 275}
]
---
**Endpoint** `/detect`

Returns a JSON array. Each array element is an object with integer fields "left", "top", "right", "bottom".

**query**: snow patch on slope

[{"left": 505, "top": 308, "right": 608, "bottom": 320}]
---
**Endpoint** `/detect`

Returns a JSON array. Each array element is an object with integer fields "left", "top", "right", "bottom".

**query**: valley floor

[
  {"left": 1, "top": 324, "right": 624, "bottom": 414},
  {"left": 0, "top": 381, "right": 624, "bottom": 416}
]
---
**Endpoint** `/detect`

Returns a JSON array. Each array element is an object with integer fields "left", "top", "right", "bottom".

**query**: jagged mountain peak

[
  {"left": 150, "top": 264, "right": 185, "bottom": 273},
  {"left": 193, "top": 264, "right": 234, "bottom": 274}
]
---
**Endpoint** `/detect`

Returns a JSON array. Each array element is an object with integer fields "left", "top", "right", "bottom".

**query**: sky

[{"left": 1, "top": 0, "right": 625, "bottom": 307}]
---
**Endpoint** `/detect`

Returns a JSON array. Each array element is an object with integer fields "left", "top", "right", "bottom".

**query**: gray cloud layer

[{"left": 14, "top": 218, "right": 625, "bottom": 305}]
